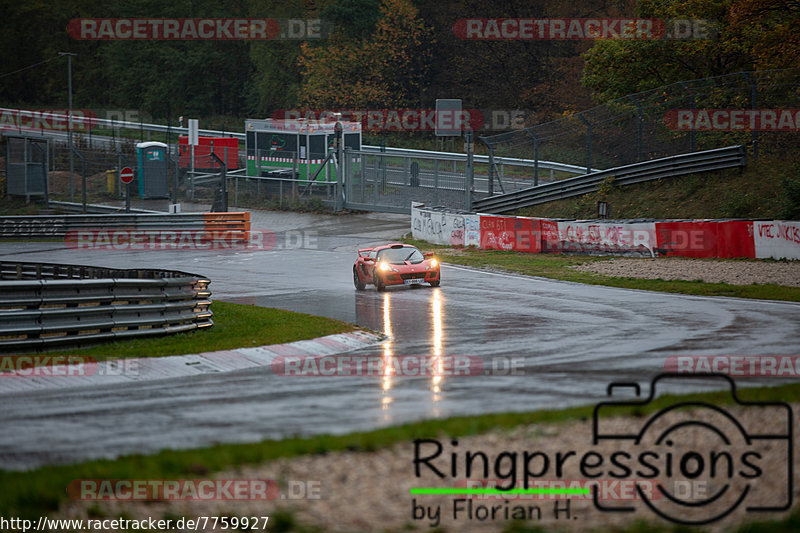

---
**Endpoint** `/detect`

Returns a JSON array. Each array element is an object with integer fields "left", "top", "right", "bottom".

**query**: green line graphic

[{"left": 410, "top": 487, "right": 590, "bottom": 496}]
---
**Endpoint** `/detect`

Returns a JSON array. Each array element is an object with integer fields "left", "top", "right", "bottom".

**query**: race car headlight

[
  {"left": 430, "top": 258, "right": 438, "bottom": 268},
  {"left": 379, "top": 261, "right": 391, "bottom": 272}
]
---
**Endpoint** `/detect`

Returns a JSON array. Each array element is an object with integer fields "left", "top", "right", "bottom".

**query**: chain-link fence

[
  {"left": 481, "top": 68, "right": 800, "bottom": 172},
  {"left": 46, "top": 140, "right": 138, "bottom": 204},
  {"left": 343, "top": 149, "right": 470, "bottom": 212}
]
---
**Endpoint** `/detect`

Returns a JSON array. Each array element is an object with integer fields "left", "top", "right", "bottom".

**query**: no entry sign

[{"left": 119, "top": 167, "right": 134, "bottom": 184}]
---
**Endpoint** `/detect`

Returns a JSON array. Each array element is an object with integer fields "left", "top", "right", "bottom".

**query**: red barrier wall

[
  {"left": 480, "top": 216, "right": 542, "bottom": 252},
  {"left": 655, "top": 221, "right": 719, "bottom": 257},
  {"left": 717, "top": 221, "right": 755, "bottom": 258},
  {"left": 415, "top": 204, "right": 790, "bottom": 259},
  {"left": 655, "top": 221, "right": 754, "bottom": 258}
]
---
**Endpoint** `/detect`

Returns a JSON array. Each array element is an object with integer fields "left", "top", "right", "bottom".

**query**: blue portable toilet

[{"left": 136, "top": 141, "right": 169, "bottom": 199}]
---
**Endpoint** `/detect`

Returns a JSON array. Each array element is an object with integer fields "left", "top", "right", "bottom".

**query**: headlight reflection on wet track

[
  {"left": 379, "top": 289, "right": 446, "bottom": 419},
  {"left": 381, "top": 292, "right": 393, "bottom": 418},
  {"left": 431, "top": 289, "right": 444, "bottom": 401}
]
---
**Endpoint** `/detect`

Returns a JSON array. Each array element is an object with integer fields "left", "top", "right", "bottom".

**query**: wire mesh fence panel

[
  {"left": 344, "top": 150, "right": 470, "bottom": 213},
  {"left": 231, "top": 147, "right": 338, "bottom": 209},
  {"left": 46, "top": 143, "right": 136, "bottom": 203},
  {"left": 481, "top": 69, "right": 800, "bottom": 177}
]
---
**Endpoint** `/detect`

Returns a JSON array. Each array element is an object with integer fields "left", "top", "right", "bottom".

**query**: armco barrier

[
  {"left": 0, "top": 262, "right": 212, "bottom": 352},
  {"left": 472, "top": 145, "right": 747, "bottom": 214},
  {"left": 0, "top": 212, "right": 251, "bottom": 240},
  {"left": 411, "top": 204, "right": 800, "bottom": 260}
]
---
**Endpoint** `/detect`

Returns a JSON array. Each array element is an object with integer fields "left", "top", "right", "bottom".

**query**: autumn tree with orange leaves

[
  {"left": 582, "top": 0, "right": 800, "bottom": 101},
  {"left": 297, "top": 0, "right": 434, "bottom": 110}
]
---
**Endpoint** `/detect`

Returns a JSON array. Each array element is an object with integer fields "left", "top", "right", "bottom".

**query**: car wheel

[
  {"left": 429, "top": 280, "right": 440, "bottom": 287},
  {"left": 353, "top": 267, "right": 366, "bottom": 290},
  {"left": 375, "top": 276, "right": 386, "bottom": 292}
]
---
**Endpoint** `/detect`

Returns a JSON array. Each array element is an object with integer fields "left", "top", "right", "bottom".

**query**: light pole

[{"left": 59, "top": 52, "right": 77, "bottom": 202}]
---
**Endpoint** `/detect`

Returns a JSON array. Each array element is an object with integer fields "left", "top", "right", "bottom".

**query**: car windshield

[{"left": 377, "top": 246, "right": 424, "bottom": 264}]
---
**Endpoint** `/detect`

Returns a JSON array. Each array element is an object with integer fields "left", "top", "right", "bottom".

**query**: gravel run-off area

[{"left": 570, "top": 257, "right": 800, "bottom": 286}]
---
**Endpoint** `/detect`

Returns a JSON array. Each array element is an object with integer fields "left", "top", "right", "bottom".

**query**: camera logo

[{"left": 592, "top": 373, "right": 792, "bottom": 525}]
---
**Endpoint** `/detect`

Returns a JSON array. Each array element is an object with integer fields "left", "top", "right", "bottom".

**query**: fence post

[
  {"left": 336, "top": 120, "right": 344, "bottom": 211},
  {"left": 337, "top": 147, "right": 347, "bottom": 212},
  {"left": 31, "top": 142, "right": 49, "bottom": 209},
  {"left": 434, "top": 158, "right": 440, "bottom": 205},
  {"left": 70, "top": 146, "right": 87, "bottom": 212},
  {"left": 525, "top": 129, "right": 539, "bottom": 186},
  {"left": 577, "top": 113, "right": 592, "bottom": 174},
  {"left": 627, "top": 94, "right": 643, "bottom": 162},
  {"left": 465, "top": 130, "right": 474, "bottom": 211},
  {"left": 743, "top": 72, "right": 758, "bottom": 159},
  {"left": 209, "top": 151, "right": 227, "bottom": 212},
  {"left": 678, "top": 82, "right": 695, "bottom": 152},
  {"left": 488, "top": 145, "right": 495, "bottom": 196},
  {"left": 234, "top": 148, "right": 239, "bottom": 206}
]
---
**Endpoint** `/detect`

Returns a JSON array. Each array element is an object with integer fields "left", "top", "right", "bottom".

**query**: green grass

[
  {"left": 405, "top": 238, "right": 800, "bottom": 302},
  {"left": 2, "top": 380, "right": 800, "bottom": 523},
  {"left": 39, "top": 301, "right": 357, "bottom": 361},
  {"left": 514, "top": 153, "right": 799, "bottom": 220}
]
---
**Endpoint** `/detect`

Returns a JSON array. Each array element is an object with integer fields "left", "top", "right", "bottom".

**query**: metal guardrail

[
  {"left": 473, "top": 145, "right": 747, "bottom": 213},
  {"left": 1, "top": 107, "right": 595, "bottom": 176},
  {"left": 360, "top": 145, "right": 599, "bottom": 175},
  {"left": 0, "top": 261, "right": 212, "bottom": 352},
  {"left": 0, "top": 213, "right": 209, "bottom": 238},
  {"left": 47, "top": 201, "right": 162, "bottom": 214},
  {"left": 0, "top": 107, "right": 243, "bottom": 141}
]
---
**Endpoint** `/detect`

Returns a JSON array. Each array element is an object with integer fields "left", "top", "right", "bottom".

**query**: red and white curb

[{"left": 0, "top": 330, "right": 385, "bottom": 393}]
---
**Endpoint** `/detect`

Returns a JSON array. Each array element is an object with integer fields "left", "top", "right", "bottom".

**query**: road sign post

[
  {"left": 120, "top": 166, "right": 134, "bottom": 212},
  {"left": 188, "top": 119, "right": 198, "bottom": 201},
  {"left": 465, "top": 130, "right": 474, "bottom": 211}
]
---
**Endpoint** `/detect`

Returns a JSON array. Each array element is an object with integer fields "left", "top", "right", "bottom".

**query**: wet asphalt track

[{"left": 0, "top": 211, "right": 798, "bottom": 470}]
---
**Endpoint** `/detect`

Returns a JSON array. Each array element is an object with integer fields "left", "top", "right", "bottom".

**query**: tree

[
  {"left": 728, "top": 0, "right": 800, "bottom": 70},
  {"left": 297, "top": 0, "right": 434, "bottom": 109},
  {"left": 582, "top": 0, "right": 799, "bottom": 101}
]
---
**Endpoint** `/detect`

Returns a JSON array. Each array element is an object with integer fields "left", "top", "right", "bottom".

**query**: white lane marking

[{"left": 440, "top": 263, "right": 800, "bottom": 307}]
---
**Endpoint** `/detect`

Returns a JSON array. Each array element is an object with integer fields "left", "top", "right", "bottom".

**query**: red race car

[{"left": 353, "top": 243, "right": 440, "bottom": 291}]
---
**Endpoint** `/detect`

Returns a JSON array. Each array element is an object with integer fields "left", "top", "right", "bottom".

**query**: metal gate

[{"left": 342, "top": 148, "right": 471, "bottom": 214}]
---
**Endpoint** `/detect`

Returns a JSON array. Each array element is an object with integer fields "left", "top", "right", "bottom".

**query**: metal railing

[
  {"left": 0, "top": 261, "right": 212, "bottom": 352},
  {"left": 1, "top": 107, "right": 597, "bottom": 174},
  {"left": 360, "top": 146, "right": 599, "bottom": 175},
  {"left": 46, "top": 201, "right": 162, "bottom": 214},
  {"left": 0, "top": 107, "right": 243, "bottom": 142},
  {"left": 473, "top": 145, "right": 747, "bottom": 213},
  {"left": 0, "top": 213, "right": 208, "bottom": 238}
]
